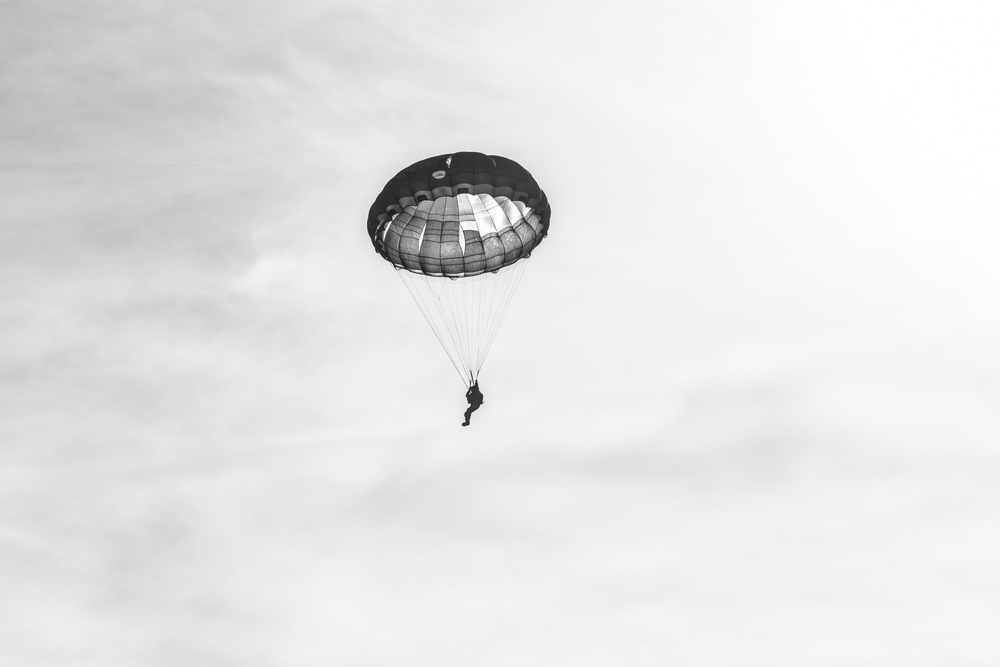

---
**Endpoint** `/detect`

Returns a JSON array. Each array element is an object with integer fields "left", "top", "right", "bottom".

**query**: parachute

[{"left": 367, "top": 152, "right": 551, "bottom": 386}]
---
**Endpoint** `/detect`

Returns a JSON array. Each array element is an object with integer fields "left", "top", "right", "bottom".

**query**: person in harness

[{"left": 462, "top": 380, "right": 484, "bottom": 426}]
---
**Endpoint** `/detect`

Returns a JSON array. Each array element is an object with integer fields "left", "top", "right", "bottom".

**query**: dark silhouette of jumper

[{"left": 462, "top": 381, "right": 484, "bottom": 426}]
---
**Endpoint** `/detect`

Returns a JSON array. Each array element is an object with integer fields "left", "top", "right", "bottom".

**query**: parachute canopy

[
  {"left": 368, "top": 152, "right": 550, "bottom": 386},
  {"left": 367, "top": 152, "right": 550, "bottom": 278}
]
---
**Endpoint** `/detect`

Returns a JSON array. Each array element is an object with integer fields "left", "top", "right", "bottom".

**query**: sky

[{"left": 2, "top": 1, "right": 1000, "bottom": 665}]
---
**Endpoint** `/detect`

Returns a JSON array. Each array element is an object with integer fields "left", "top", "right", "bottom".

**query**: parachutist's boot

[{"left": 462, "top": 420, "right": 470, "bottom": 426}]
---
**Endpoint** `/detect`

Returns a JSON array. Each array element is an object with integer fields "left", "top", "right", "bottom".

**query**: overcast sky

[{"left": 2, "top": 1, "right": 1000, "bottom": 665}]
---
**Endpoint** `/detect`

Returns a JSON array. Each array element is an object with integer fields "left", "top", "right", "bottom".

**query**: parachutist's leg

[{"left": 462, "top": 403, "right": 482, "bottom": 426}]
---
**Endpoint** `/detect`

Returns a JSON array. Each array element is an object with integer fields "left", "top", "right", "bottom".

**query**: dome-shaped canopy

[{"left": 367, "top": 152, "right": 551, "bottom": 278}]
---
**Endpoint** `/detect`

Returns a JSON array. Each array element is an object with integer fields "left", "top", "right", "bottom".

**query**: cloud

[{"left": 4, "top": 2, "right": 1000, "bottom": 663}]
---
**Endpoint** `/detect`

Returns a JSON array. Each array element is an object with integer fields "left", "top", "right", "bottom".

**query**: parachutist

[{"left": 462, "top": 381, "right": 484, "bottom": 426}]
